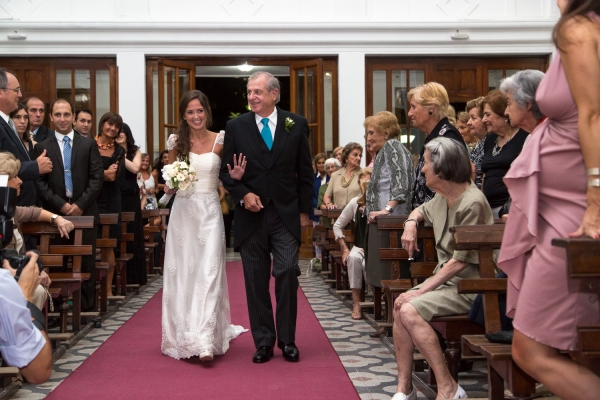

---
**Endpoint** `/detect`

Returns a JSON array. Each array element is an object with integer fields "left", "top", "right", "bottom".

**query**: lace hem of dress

[{"left": 161, "top": 324, "right": 247, "bottom": 360}]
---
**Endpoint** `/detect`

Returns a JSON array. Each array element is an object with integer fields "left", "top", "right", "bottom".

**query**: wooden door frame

[{"left": 145, "top": 55, "right": 339, "bottom": 157}]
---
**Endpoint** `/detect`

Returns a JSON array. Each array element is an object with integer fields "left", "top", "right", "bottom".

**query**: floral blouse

[
  {"left": 469, "top": 135, "right": 487, "bottom": 190},
  {"left": 365, "top": 139, "right": 414, "bottom": 216}
]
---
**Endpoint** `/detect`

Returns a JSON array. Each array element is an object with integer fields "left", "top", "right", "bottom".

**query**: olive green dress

[{"left": 408, "top": 182, "right": 495, "bottom": 321}]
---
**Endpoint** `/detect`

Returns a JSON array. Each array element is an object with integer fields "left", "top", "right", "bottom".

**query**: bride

[{"left": 161, "top": 90, "right": 247, "bottom": 362}]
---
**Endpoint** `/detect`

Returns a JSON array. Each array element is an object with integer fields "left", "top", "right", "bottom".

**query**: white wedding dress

[{"left": 161, "top": 132, "right": 246, "bottom": 360}]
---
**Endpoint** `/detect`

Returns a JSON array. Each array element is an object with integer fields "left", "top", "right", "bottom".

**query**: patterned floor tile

[{"left": 16, "top": 255, "right": 495, "bottom": 400}]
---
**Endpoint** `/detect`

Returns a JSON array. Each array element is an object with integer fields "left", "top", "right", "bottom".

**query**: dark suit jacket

[
  {"left": 33, "top": 133, "right": 104, "bottom": 220},
  {"left": 220, "top": 108, "right": 313, "bottom": 247},
  {"left": 0, "top": 117, "right": 39, "bottom": 206},
  {"left": 33, "top": 126, "right": 55, "bottom": 143}
]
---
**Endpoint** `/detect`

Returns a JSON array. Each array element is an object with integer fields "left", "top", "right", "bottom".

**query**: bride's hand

[
  {"left": 165, "top": 187, "right": 177, "bottom": 195},
  {"left": 227, "top": 153, "right": 247, "bottom": 181}
]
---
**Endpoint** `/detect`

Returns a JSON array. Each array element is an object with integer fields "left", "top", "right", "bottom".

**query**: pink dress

[{"left": 498, "top": 28, "right": 600, "bottom": 350}]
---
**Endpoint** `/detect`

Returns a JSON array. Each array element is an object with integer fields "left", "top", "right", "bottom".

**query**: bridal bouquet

[{"left": 158, "top": 159, "right": 197, "bottom": 206}]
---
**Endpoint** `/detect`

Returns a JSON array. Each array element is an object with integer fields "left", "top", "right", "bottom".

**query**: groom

[{"left": 220, "top": 71, "right": 313, "bottom": 363}]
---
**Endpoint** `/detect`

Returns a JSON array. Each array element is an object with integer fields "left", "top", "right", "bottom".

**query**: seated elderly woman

[
  {"left": 0, "top": 152, "right": 75, "bottom": 310},
  {"left": 333, "top": 167, "right": 371, "bottom": 319},
  {"left": 323, "top": 142, "right": 363, "bottom": 210},
  {"left": 391, "top": 137, "right": 494, "bottom": 400}
]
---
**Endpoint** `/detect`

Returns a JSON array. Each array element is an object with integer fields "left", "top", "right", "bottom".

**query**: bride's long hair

[{"left": 174, "top": 90, "right": 213, "bottom": 157}]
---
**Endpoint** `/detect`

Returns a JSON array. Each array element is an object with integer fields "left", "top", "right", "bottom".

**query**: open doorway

[{"left": 146, "top": 57, "right": 338, "bottom": 163}]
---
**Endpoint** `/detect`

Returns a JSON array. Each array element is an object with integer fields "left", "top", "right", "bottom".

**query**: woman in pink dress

[{"left": 499, "top": 0, "right": 600, "bottom": 398}]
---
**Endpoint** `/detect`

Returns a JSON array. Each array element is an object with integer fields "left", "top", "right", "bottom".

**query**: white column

[
  {"left": 337, "top": 52, "right": 366, "bottom": 164},
  {"left": 116, "top": 52, "right": 147, "bottom": 152}
]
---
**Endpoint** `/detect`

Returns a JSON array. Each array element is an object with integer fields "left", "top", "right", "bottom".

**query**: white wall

[{"left": 0, "top": 0, "right": 560, "bottom": 152}]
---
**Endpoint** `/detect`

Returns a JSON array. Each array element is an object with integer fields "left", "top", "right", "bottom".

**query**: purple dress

[{"left": 498, "top": 31, "right": 600, "bottom": 350}]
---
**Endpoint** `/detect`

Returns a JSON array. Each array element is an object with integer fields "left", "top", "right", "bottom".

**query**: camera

[{"left": 0, "top": 186, "right": 43, "bottom": 280}]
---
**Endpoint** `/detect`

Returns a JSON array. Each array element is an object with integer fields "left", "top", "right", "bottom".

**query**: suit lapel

[
  {"left": 47, "top": 136, "right": 64, "bottom": 172},
  {"left": 241, "top": 113, "right": 270, "bottom": 169},
  {"left": 0, "top": 118, "right": 31, "bottom": 161},
  {"left": 70, "top": 134, "right": 80, "bottom": 170},
  {"left": 270, "top": 107, "right": 289, "bottom": 167}
]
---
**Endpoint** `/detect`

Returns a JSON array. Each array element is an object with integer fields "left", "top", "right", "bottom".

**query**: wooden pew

[
  {"left": 0, "top": 366, "right": 20, "bottom": 398},
  {"left": 377, "top": 215, "right": 437, "bottom": 326},
  {"left": 552, "top": 238, "right": 600, "bottom": 358},
  {"left": 114, "top": 212, "right": 135, "bottom": 295},
  {"left": 20, "top": 216, "right": 94, "bottom": 333},
  {"left": 454, "top": 224, "right": 536, "bottom": 400},
  {"left": 141, "top": 209, "right": 161, "bottom": 276},
  {"left": 97, "top": 213, "right": 120, "bottom": 311},
  {"left": 319, "top": 209, "right": 342, "bottom": 278}
]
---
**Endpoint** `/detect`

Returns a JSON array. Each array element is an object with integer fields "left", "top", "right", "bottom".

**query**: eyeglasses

[{"left": 1, "top": 87, "right": 21, "bottom": 94}]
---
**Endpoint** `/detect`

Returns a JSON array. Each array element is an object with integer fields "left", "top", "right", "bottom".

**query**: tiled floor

[{"left": 13, "top": 254, "right": 490, "bottom": 400}]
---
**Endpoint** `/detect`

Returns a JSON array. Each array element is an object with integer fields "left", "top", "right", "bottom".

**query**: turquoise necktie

[{"left": 260, "top": 118, "right": 273, "bottom": 150}]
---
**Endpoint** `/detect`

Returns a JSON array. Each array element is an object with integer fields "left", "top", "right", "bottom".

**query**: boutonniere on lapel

[{"left": 284, "top": 117, "right": 295, "bottom": 132}]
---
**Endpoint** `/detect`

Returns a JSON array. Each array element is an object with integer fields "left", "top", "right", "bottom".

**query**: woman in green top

[{"left": 391, "top": 137, "right": 494, "bottom": 400}]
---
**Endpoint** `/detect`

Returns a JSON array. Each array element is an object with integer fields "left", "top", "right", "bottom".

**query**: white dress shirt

[
  {"left": 255, "top": 108, "right": 277, "bottom": 142},
  {"left": 55, "top": 130, "right": 75, "bottom": 198}
]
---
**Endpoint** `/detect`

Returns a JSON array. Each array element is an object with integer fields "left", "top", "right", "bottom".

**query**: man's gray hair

[
  {"left": 424, "top": 137, "right": 471, "bottom": 184},
  {"left": 248, "top": 71, "right": 281, "bottom": 104},
  {"left": 324, "top": 157, "right": 342, "bottom": 168},
  {"left": 0, "top": 68, "right": 8, "bottom": 90},
  {"left": 499, "top": 70, "right": 545, "bottom": 121}
]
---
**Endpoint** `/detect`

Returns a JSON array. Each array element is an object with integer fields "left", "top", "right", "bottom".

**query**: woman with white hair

[
  {"left": 391, "top": 137, "right": 494, "bottom": 400},
  {"left": 500, "top": 69, "right": 546, "bottom": 134}
]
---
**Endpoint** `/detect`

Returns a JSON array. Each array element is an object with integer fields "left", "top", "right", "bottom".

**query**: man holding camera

[{"left": 1, "top": 252, "right": 52, "bottom": 384}]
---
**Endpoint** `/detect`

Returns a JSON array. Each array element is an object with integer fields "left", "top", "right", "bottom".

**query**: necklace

[
  {"left": 340, "top": 168, "right": 356, "bottom": 188},
  {"left": 492, "top": 132, "right": 516, "bottom": 157},
  {"left": 95, "top": 136, "right": 115, "bottom": 150}
]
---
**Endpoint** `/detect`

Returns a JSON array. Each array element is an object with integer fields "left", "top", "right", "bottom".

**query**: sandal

[{"left": 351, "top": 311, "right": 363, "bottom": 320}]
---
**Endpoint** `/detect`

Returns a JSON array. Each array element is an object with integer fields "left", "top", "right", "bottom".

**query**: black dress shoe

[
  {"left": 252, "top": 346, "right": 274, "bottom": 363},
  {"left": 277, "top": 341, "right": 299, "bottom": 362},
  {"left": 485, "top": 330, "right": 513, "bottom": 344}
]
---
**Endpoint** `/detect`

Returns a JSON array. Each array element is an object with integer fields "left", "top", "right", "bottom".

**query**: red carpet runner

[{"left": 46, "top": 261, "right": 360, "bottom": 399}]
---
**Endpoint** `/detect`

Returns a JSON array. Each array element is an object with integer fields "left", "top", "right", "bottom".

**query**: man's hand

[
  {"left": 66, "top": 204, "right": 83, "bottom": 216},
  {"left": 60, "top": 203, "right": 72, "bottom": 215},
  {"left": 300, "top": 213, "right": 310, "bottom": 231},
  {"left": 18, "top": 252, "right": 41, "bottom": 302},
  {"left": 36, "top": 149, "right": 53, "bottom": 174},
  {"left": 243, "top": 192, "right": 263, "bottom": 212}
]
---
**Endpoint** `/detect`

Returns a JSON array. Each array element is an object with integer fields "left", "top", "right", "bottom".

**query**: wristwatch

[
  {"left": 384, "top": 205, "right": 394, "bottom": 213},
  {"left": 50, "top": 214, "right": 59, "bottom": 226}
]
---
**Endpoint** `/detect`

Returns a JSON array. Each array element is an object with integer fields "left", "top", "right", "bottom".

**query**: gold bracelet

[
  {"left": 587, "top": 168, "right": 600, "bottom": 176},
  {"left": 588, "top": 178, "right": 600, "bottom": 187}
]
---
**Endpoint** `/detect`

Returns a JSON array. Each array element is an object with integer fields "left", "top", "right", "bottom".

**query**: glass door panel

[
  {"left": 372, "top": 70, "right": 386, "bottom": 114},
  {"left": 290, "top": 59, "right": 323, "bottom": 155},
  {"left": 323, "top": 70, "right": 333, "bottom": 153},
  {"left": 158, "top": 61, "right": 195, "bottom": 155}
]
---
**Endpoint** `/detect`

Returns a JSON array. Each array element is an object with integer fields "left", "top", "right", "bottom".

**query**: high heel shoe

[
  {"left": 199, "top": 351, "right": 213, "bottom": 362},
  {"left": 453, "top": 384, "right": 467, "bottom": 399},
  {"left": 391, "top": 388, "right": 417, "bottom": 400}
]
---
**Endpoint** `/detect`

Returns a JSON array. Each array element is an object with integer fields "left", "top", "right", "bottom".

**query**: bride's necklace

[
  {"left": 492, "top": 131, "right": 516, "bottom": 157},
  {"left": 341, "top": 168, "right": 356, "bottom": 188}
]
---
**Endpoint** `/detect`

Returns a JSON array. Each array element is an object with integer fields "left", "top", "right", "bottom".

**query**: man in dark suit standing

[
  {"left": 0, "top": 69, "right": 53, "bottom": 207},
  {"left": 33, "top": 99, "right": 104, "bottom": 311},
  {"left": 24, "top": 97, "right": 55, "bottom": 143},
  {"left": 220, "top": 71, "right": 313, "bottom": 364}
]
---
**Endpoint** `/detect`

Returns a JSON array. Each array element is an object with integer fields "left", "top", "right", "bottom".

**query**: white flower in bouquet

[{"left": 158, "top": 157, "right": 197, "bottom": 206}]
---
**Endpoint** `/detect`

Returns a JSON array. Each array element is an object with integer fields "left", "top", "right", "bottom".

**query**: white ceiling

[{"left": 195, "top": 65, "right": 290, "bottom": 78}]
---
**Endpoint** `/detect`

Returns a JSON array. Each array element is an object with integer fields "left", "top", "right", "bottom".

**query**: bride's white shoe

[
  {"left": 199, "top": 351, "right": 213, "bottom": 362},
  {"left": 391, "top": 388, "right": 417, "bottom": 400}
]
